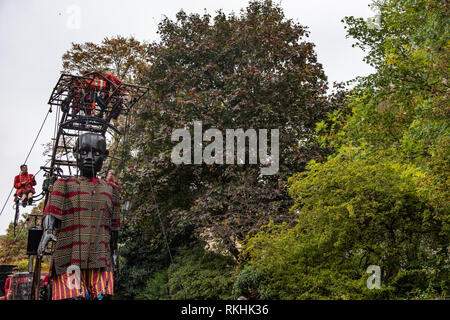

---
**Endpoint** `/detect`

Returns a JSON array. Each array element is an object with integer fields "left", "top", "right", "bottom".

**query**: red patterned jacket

[{"left": 14, "top": 173, "right": 36, "bottom": 196}]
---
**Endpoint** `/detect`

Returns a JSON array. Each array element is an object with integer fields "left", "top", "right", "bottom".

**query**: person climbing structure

[
  {"left": 105, "top": 170, "right": 119, "bottom": 189},
  {"left": 64, "top": 72, "right": 125, "bottom": 118}
]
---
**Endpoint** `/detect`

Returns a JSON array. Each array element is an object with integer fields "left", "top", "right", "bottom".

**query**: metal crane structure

[{"left": 44, "top": 71, "right": 148, "bottom": 187}]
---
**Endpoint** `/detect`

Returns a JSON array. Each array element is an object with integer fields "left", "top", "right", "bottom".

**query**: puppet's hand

[
  {"left": 37, "top": 214, "right": 57, "bottom": 256},
  {"left": 112, "top": 250, "right": 119, "bottom": 272},
  {"left": 37, "top": 231, "right": 57, "bottom": 256}
]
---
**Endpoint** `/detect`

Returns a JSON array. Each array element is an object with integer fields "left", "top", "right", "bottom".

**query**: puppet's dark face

[{"left": 74, "top": 134, "right": 108, "bottom": 177}]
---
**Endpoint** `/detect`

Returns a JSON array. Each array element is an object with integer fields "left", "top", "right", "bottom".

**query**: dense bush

[
  {"left": 242, "top": 153, "right": 448, "bottom": 299},
  {"left": 167, "top": 246, "right": 236, "bottom": 300}
]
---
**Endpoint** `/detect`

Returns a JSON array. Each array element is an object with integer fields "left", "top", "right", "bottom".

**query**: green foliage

[
  {"left": 136, "top": 270, "right": 169, "bottom": 300},
  {"left": 62, "top": 35, "right": 148, "bottom": 81},
  {"left": 119, "top": 0, "right": 340, "bottom": 265},
  {"left": 243, "top": 153, "right": 448, "bottom": 299},
  {"left": 133, "top": 245, "right": 237, "bottom": 300},
  {"left": 0, "top": 221, "right": 28, "bottom": 264},
  {"left": 167, "top": 246, "right": 236, "bottom": 300},
  {"left": 341, "top": 0, "right": 449, "bottom": 234},
  {"left": 242, "top": 0, "right": 449, "bottom": 300},
  {"left": 116, "top": 218, "right": 191, "bottom": 299},
  {"left": 0, "top": 203, "right": 44, "bottom": 264},
  {"left": 14, "top": 259, "right": 30, "bottom": 272},
  {"left": 232, "top": 265, "right": 267, "bottom": 299}
]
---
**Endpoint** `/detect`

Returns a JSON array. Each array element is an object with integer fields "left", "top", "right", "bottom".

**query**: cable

[
  {"left": 33, "top": 158, "right": 52, "bottom": 177},
  {"left": 103, "top": 111, "right": 129, "bottom": 177},
  {"left": 148, "top": 174, "right": 187, "bottom": 299},
  {"left": 0, "top": 188, "right": 15, "bottom": 218},
  {"left": 25, "top": 108, "right": 52, "bottom": 165},
  {"left": 0, "top": 109, "right": 52, "bottom": 217},
  {"left": 113, "top": 108, "right": 187, "bottom": 298}
]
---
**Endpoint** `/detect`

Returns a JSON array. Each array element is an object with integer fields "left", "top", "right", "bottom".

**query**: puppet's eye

[
  {"left": 81, "top": 151, "right": 87, "bottom": 155},
  {"left": 95, "top": 151, "right": 101, "bottom": 156}
]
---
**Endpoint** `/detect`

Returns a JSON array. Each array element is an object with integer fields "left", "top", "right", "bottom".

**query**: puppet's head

[{"left": 73, "top": 133, "right": 108, "bottom": 177}]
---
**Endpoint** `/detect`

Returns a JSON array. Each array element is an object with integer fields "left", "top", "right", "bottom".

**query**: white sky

[{"left": 0, "top": 0, "right": 375, "bottom": 234}]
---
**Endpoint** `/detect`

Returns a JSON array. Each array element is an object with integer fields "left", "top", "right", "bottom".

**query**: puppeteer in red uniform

[
  {"left": 14, "top": 164, "right": 36, "bottom": 207},
  {"left": 70, "top": 73, "right": 123, "bottom": 117}
]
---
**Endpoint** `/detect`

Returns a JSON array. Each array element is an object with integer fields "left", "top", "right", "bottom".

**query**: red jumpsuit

[
  {"left": 71, "top": 74, "right": 122, "bottom": 116},
  {"left": 3, "top": 277, "right": 11, "bottom": 300},
  {"left": 71, "top": 80, "right": 95, "bottom": 116},
  {"left": 103, "top": 73, "right": 122, "bottom": 87},
  {"left": 14, "top": 173, "right": 36, "bottom": 197}
]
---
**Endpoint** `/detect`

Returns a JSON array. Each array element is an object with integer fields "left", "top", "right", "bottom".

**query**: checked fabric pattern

[{"left": 44, "top": 176, "right": 120, "bottom": 276}]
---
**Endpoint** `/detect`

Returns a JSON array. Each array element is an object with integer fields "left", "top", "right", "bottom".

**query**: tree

[
  {"left": 122, "top": 0, "right": 341, "bottom": 262},
  {"left": 62, "top": 35, "right": 149, "bottom": 82},
  {"left": 243, "top": 152, "right": 448, "bottom": 299},
  {"left": 0, "top": 202, "right": 48, "bottom": 270},
  {"left": 58, "top": 2, "right": 344, "bottom": 299},
  {"left": 342, "top": 0, "right": 449, "bottom": 233},
  {"left": 166, "top": 246, "right": 236, "bottom": 299},
  {"left": 241, "top": 0, "right": 449, "bottom": 300},
  {"left": 0, "top": 218, "right": 28, "bottom": 265}
]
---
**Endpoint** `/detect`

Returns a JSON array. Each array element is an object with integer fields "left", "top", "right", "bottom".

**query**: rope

[
  {"left": 33, "top": 158, "right": 52, "bottom": 177},
  {"left": 103, "top": 111, "right": 130, "bottom": 177},
  {"left": 119, "top": 112, "right": 130, "bottom": 171},
  {"left": 0, "top": 108, "right": 52, "bottom": 217},
  {"left": 26, "top": 108, "right": 52, "bottom": 165}
]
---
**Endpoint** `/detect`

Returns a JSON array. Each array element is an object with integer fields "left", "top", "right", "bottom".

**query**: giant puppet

[{"left": 37, "top": 132, "right": 120, "bottom": 300}]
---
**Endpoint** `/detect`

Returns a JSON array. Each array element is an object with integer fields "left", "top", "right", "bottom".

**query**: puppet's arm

[
  {"left": 110, "top": 231, "right": 119, "bottom": 271},
  {"left": 37, "top": 214, "right": 58, "bottom": 256}
]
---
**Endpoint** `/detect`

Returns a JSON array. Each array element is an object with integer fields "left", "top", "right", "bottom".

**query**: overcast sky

[{"left": 0, "top": 0, "right": 375, "bottom": 234}]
